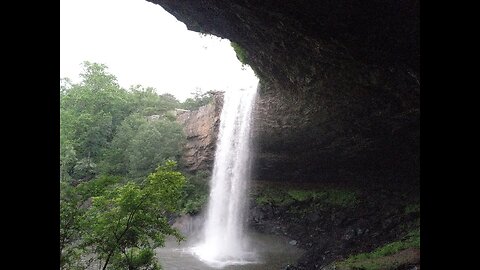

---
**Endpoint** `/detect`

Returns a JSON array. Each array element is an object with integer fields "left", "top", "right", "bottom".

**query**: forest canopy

[
  {"left": 60, "top": 61, "right": 213, "bottom": 270},
  {"left": 60, "top": 61, "right": 217, "bottom": 183}
]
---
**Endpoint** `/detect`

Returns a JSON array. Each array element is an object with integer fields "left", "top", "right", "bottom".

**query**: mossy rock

[
  {"left": 254, "top": 187, "right": 358, "bottom": 209},
  {"left": 335, "top": 229, "right": 420, "bottom": 270}
]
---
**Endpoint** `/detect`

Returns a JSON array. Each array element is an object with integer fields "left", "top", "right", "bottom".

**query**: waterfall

[{"left": 191, "top": 86, "right": 258, "bottom": 267}]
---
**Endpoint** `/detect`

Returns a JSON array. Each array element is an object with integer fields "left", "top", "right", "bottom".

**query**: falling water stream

[
  {"left": 156, "top": 85, "right": 304, "bottom": 269},
  {"left": 191, "top": 86, "right": 258, "bottom": 267}
]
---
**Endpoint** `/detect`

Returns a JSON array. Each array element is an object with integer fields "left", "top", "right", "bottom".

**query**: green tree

[
  {"left": 61, "top": 62, "right": 130, "bottom": 128},
  {"left": 127, "top": 119, "right": 185, "bottom": 180},
  {"left": 60, "top": 62, "right": 131, "bottom": 180},
  {"left": 128, "top": 85, "right": 180, "bottom": 116},
  {"left": 79, "top": 62, "right": 119, "bottom": 92},
  {"left": 60, "top": 180, "right": 87, "bottom": 270},
  {"left": 99, "top": 114, "right": 147, "bottom": 176},
  {"left": 181, "top": 88, "right": 216, "bottom": 110},
  {"left": 60, "top": 135, "right": 77, "bottom": 182},
  {"left": 179, "top": 170, "right": 210, "bottom": 214},
  {"left": 100, "top": 114, "right": 185, "bottom": 179},
  {"left": 82, "top": 161, "right": 186, "bottom": 270},
  {"left": 60, "top": 62, "right": 193, "bottom": 269},
  {"left": 72, "top": 157, "right": 98, "bottom": 182}
]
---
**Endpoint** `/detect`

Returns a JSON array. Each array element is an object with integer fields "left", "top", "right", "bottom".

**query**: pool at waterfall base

[{"left": 156, "top": 231, "right": 304, "bottom": 269}]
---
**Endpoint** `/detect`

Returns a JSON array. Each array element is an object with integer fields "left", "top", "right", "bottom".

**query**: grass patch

[
  {"left": 404, "top": 203, "right": 420, "bottom": 214},
  {"left": 255, "top": 188, "right": 295, "bottom": 206},
  {"left": 254, "top": 187, "right": 358, "bottom": 208},
  {"left": 318, "top": 189, "right": 358, "bottom": 207},
  {"left": 287, "top": 190, "right": 315, "bottom": 201},
  {"left": 335, "top": 229, "right": 420, "bottom": 270}
]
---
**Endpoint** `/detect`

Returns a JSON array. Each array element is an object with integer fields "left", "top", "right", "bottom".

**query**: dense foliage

[
  {"left": 60, "top": 162, "right": 186, "bottom": 270},
  {"left": 60, "top": 61, "right": 216, "bottom": 183},
  {"left": 60, "top": 62, "right": 184, "bottom": 183},
  {"left": 60, "top": 62, "right": 215, "bottom": 269},
  {"left": 179, "top": 170, "right": 210, "bottom": 215}
]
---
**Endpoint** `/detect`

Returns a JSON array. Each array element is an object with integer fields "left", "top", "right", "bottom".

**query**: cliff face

[
  {"left": 176, "top": 92, "right": 224, "bottom": 172},
  {"left": 151, "top": 0, "right": 419, "bottom": 183}
]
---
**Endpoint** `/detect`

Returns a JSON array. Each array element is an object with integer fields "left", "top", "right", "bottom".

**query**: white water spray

[{"left": 191, "top": 86, "right": 258, "bottom": 267}]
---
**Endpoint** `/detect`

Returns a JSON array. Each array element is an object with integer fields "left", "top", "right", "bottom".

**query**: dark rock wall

[
  {"left": 248, "top": 182, "right": 420, "bottom": 269},
  {"left": 150, "top": 0, "right": 419, "bottom": 183},
  {"left": 252, "top": 68, "right": 419, "bottom": 182}
]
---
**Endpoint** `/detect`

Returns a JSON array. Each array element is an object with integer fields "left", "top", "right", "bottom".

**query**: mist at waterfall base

[{"left": 154, "top": 86, "right": 303, "bottom": 269}]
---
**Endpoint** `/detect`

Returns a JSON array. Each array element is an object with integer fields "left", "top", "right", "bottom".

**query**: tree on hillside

[
  {"left": 128, "top": 85, "right": 180, "bottom": 116},
  {"left": 60, "top": 161, "right": 186, "bottom": 270},
  {"left": 60, "top": 62, "right": 130, "bottom": 174},
  {"left": 60, "top": 180, "right": 85, "bottom": 270},
  {"left": 181, "top": 88, "right": 216, "bottom": 110},
  {"left": 60, "top": 62, "right": 214, "bottom": 269},
  {"left": 99, "top": 113, "right": 147, "bottom": 176},
  {"left": 99, "top": 113, "right": 185, "bottom": 179},
  {"left": 127, "top": 119, "right": 185, "bottom": 180},
  {"left": 80, "top": 161, "right": 186, "bottom": 270}
]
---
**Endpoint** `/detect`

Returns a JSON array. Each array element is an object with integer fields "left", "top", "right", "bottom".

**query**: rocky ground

[{"left": 247, "top": 179, "right": 420, "bottom": 270}]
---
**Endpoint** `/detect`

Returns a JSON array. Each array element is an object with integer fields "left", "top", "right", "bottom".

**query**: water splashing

[{"left": 191, "top": 86, "right": 258, "bottom": 267}]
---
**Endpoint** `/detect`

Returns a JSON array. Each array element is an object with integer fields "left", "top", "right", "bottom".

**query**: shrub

[{"left": 231, "top": 42, "right": 248, "bottom": 66}]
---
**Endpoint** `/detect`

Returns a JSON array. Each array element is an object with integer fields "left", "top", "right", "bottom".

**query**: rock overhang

[{"left": 149, "top": 0, "right": 420, "bottom": 183}]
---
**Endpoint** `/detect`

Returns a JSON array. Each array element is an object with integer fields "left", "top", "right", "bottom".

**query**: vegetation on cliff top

[{"left": 180, "top": 88, "right": 216, "bottom": 111}]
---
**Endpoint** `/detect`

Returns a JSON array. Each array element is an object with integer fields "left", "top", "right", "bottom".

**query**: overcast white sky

[{"left": 60, "top": 0, "right": 258, "bottom": 101}]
